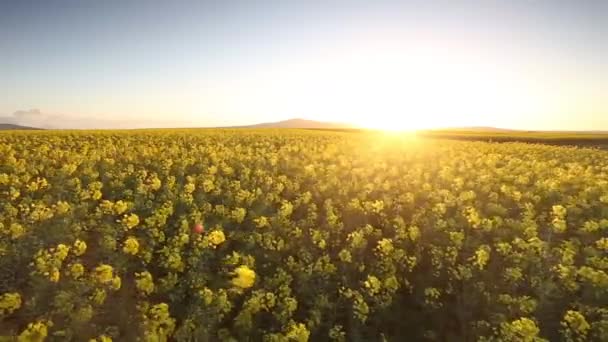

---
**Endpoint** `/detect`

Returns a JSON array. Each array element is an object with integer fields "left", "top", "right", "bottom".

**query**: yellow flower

[
  {"left": 54, "top": 244, "right": 70, "bottom": 261},
  {"left": 110, "top": 276, "right": 122, "bottom": 291},
  {"left": 99, "top": 200, "right": 114, "bottom": 214},
  {"left": 92, "top": 190, "right": 103, "bottom": 200},
  {"left": 202, "top": 179, "right": 215, "bottom": 192},
  {"left": 144, "top": 303, "right": 176, "bottom": 339},
  {"left": 19, "top": 321, "right": 50, "bottom": 341},
  {"left": 49, "top": 268, "right": 60, "bottom": 282},
  {"left": 552, "top": 205, "right": 567, "bottom": 218},
  {"left": 199, "top": 287, "right": 214, "bottom": 305},
  {"left": 89, "top": 335, "right": 113, "bottom": 342},
  {"left": 231, "top": 208, "right": 246, "bottom": 223},
  {"left": 73, "top": 239, "right": 87, "bottom": 256},
  {"left": 55, "top": 201, "right": 71, "bottom": 215},
  {"left": 113, "top": 200, "right": 129, "bottom": 215},
  {"left": 596, "top": 237, "right": 608, "bottom": 251},
  {"left": 184, "top": 183, "right": 195, "bottom": 194},
  {"left": 253, "top": 216, "right": 269, "bottom": 228},
  {"left": 232, "top": 265, "right": 256, "bottom": 289},
  {"left": 91, "top": 289, "right": 107, "bottom": 305},
  {"left": 10, "top": 188, "right": 20, "bottom": 200},
  {"left": 149, "top": 176, "right": 162, "bottom": 191},
  {"left": 473, "top": 245, "right": 491, "bottom": 270},
  {"left": 0, "top": 292, "right": 21, "bottom": 315},
  {"left": 562, "top": 310, "right": 591, "bottom": 336},
  {"left": 501, "top": 317, "right": 540, "bottom": 340},
  {"left": 338, "top": 249, "right": 352, "bottom": 263},
  {"left": 376, "top": 238, "right": 394, "bottom": 255},
  {"left": 364, "top": 275, "right": 382, "bottom": 295},
  {"left": 285, "top": 322, "right": 310, "bottom": 342},
  {"left": 122, "top": 237, "right": 140, "bottom": 255},
  {"left": 122, "top": 213, "right": 140, "bottom": 229},
  {"left": 178, "top": 233, "right": 189, "bottom": 245},
  {"left": 94, "top": 264, "right": 114, "bottom": 284},
  {"left": 135, "top": 271, "right": 154, "bottom": 295},
  {"left": 10, "top": 223, "right": 25, "bottom": 239},
  {"left": 68, "top": 263, "right": 85, "bottom": 279},
  {"left": 208, "top": 230, "right": 226, "bottom": 247}
]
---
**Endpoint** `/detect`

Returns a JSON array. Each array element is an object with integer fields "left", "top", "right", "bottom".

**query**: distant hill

[
  {"left": 0, "top": 123, "right": 41, "bottom": 130},
  {"left": 231, "top": 118, "right": 354, "bottom": 129}
]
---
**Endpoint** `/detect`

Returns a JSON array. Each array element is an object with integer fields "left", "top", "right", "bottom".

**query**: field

[
  {"left": 416, "top": 129, "right": 608, "bottom": 148},
  {"left": 1, "top": 129, "right": 607, "bottom": 341}
]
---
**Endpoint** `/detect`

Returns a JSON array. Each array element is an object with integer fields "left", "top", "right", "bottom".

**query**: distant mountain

[
  {"left": 231, "top": 118, "right": 354, "bottom": 129},
  {"left": 0, "top": 123, "right": 42, "bottom": 130}
]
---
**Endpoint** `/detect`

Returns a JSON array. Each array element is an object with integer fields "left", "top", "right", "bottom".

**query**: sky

[{"left": 1, "top": 0, "right": 607, "bottom": 130}]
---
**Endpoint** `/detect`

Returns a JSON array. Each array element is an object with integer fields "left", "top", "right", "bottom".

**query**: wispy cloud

[{"left": 1, "top": 109, "right": 193, "bottom": 129}]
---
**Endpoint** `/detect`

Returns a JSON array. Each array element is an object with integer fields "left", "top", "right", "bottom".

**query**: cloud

[
  {"left": 7, "top": 109, "right": 56, "bottom": 129},
  {"left": 13, "top": 109, "right": 42, "bottom": 117},
  {"left": 1, "top": 109, "right": 193, "bottom": 129}
]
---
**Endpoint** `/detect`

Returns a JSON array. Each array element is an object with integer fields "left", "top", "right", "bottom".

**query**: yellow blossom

[
  {"left": 253, "top": 216, "right": 269, "bottom": 228},
  {"left": 91, "top": 289, "right": 107, "bottom": 305},
  {"left": 113, "top": 200, "right": 129, "bottom": 215},
  {"left": 232, "top": 265, "right": 256, "bottom": 289},
  {"left": 122, "top": 213, "right": 140, "bottom": 229},
  {"left": 184, "top": 182, "right": 195, "bottom": 194},
  {"left": 110, "top": 276, "right": 122, "bottom": 290},
  {"left": 208, "top": 230, "right": 226, "bottom": 247},
  {"left": 199, "top": 287, "right": 214, "bottom": 305},
  {"left": 54, "top": 244, "right": 70, "bottom": 261},
  {"left": 73, "top": 239, "right": 87, "bottom": 256},
  {"left": 89, "top": 335, "right": 113, "bottom": 342},
  {"left": 596, "top": 237, "right": 608, "bottom": 251},
  {"left": 364, "top": 275, "right": 382, "bottom": 295},
  {"left": 94, "top": 264, "right": 114, "bottom": 284},
  {"left": 135, "top": 271, "right": 154, "bottom": 295},
  {"left": 122, "top": 236, "right": 140, "bottom": 255},
  {"left": 376, "top": 238, "right": 394, "bottom": 255},
  {"left": 149, "top": 176, "right": 162, "bottom": 191},
  {"left": 68, "top": 263, "right": 85, "bottom": 279},
  {"left": 55, "top": 201, "right": 71, "bottom": 215},
  {"left": 10, "top": 223, "right": 25, "bottom": 239},
  {"left": 562, "top": 310, "right": 590, "bottom": 337},
  {"left": 0, "top": 292, "right": 22, "bottom": 315},
  {"left": 19, "top": 321, "right": 50, "bottom": 342},
  {"left": 473, "top": 245, "right": 491, "bottom": 270},
  {"left": 49, "top": 268, "right": 60, "bottom": 282}
]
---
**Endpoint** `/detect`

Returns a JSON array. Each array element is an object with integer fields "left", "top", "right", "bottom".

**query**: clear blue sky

[{"left": 1, "top": 0, "right": 606, "bottom": 129}]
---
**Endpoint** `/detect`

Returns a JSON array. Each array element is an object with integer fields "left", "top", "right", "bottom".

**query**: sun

[
  {"left": 282, "top": 43, "right": 527, "bottom": 131},
  {"left": 356, "top": 117, "right": 417, "bottom": 131},
  {"left": 209, "top": 38, "right": 541, "bottom": 131}
]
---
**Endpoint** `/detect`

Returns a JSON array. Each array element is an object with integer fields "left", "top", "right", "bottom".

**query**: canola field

[{"left": 1, "top": 129, "right": 607, "bottom": 341}]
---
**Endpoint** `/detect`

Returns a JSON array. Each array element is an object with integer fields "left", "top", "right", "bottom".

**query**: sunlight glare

[{"left": 206, "top": 38, "right": 544, "bottom": 130}]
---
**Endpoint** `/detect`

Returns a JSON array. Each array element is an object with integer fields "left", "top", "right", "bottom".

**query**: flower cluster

[
  {"left": 0, "top": 292, "right": 21, "bottom": 316},
  {"left": 232, "top": 265, "right": 256, "bottom": 289},
  {"left": 122, "top": 236, "right": 140, "bottom": 255}
]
